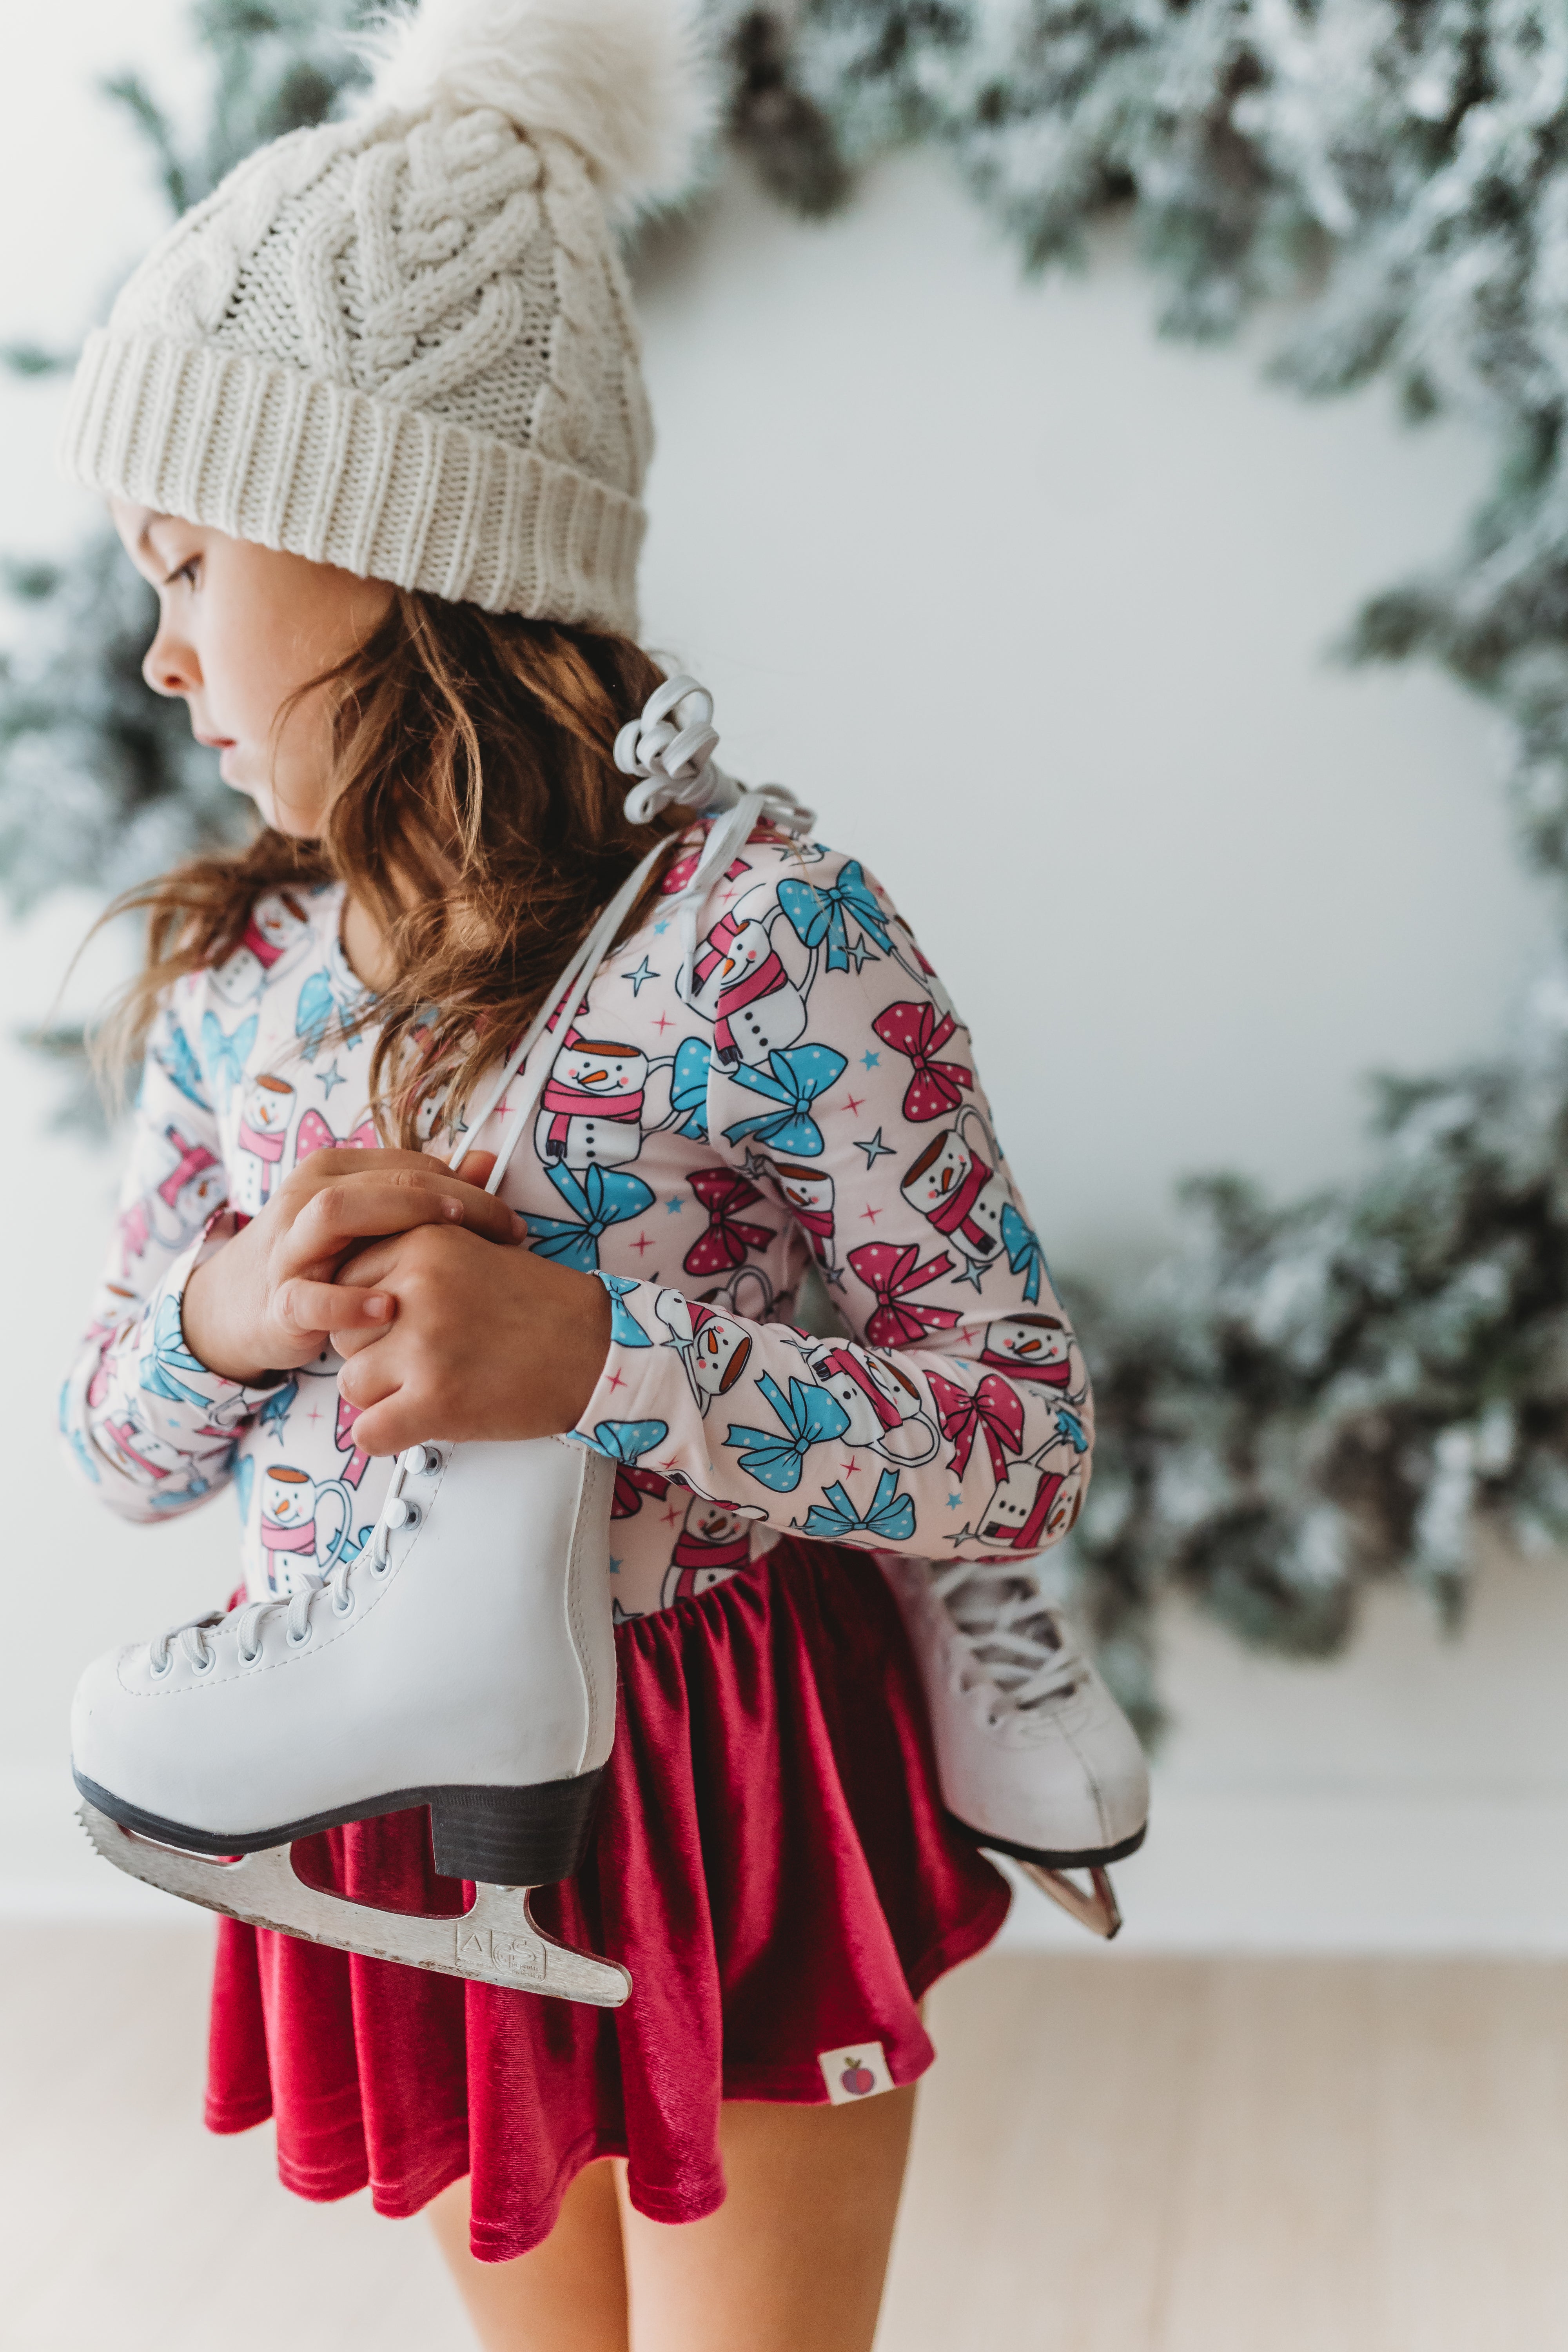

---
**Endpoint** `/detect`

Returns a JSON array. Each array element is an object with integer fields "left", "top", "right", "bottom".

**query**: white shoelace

[
  {"left": 458, "top": 674, "right": 814, "bottom": 1196},
  {"left": 929, "top": 1561, "right": 1087, "bottom": 1715}
]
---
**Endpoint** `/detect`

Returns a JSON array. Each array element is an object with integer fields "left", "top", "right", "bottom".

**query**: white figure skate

[
  {"left": 76, "top": 1436, "right": 634, "bottom": 2003},
  {"left": 882, "top": 1555, "right": 1149, "bottom": 1939}
]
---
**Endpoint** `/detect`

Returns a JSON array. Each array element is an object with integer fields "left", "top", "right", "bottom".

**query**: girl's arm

[
  {"left": 60, "top": 993, "right": 286, "bottom": 1521},
  {"left": 568, "top": 842, "right": 1090, "bottom": 1560}
]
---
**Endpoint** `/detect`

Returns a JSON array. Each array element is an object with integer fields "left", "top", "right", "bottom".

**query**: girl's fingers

[
  {"left": 335, "top": 1393, "right": 414, "bottom": 1458},
  {"left": 290, "top": 1172, "right": 522, "bottom": 1256},
  {"left": 274, "top": 1278, "right": 394, "bottom": 1338},
  {"left": 334, "top": 1346, "right": 400, "bottom": 1412}
]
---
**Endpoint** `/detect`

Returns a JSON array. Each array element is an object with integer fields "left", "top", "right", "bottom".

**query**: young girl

[{"left": 57, "top": 5, "right": 1125, "bottom": 2345}]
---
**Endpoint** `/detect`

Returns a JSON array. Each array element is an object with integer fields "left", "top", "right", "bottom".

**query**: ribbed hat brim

[{"left": 60, "top": 328, "right": 644, "bottom": 637}]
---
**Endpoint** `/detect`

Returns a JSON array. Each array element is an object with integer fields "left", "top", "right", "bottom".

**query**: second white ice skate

[{"left": 882, "top": 1554, "right": 1149, "bottom": 1939}]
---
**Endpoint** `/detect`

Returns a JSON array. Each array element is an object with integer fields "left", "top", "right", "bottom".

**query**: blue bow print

[
  {"left": 669, "top": 1035, "right": 711, "bottom": 1141},
  {"left": 154, "top": 1018, "right": 209, "bottom": 1109},
  {"left": 721, "top": 1046, "right": 848, "bottom": 1160},
  {"left": 524, "top": 1165, "right": 655, "bottom": 1273},
  {"left": 200, "top": 1011, "right": 258, "bottom": 1107},
  {"left": 594, "top": 1274, "right": 653, "bottom": 1349},
  {"left": 795, "top": 1468, "right": 916, "bottom": 1546},
  {"left": 588, "top": 1417, "right": 669, "bottom": 1465},
  {"left": 295, "top": 967, "right": 338, "bottom": 1060},
  {"left": 726, "top": 1372, "right": 850, "bottom": 1494},
  {"left": 1000, "top": 1201, "right": 1049, "bottom": 1305},
  {"left": 138, "top": 1293, "right": 217, "bottom": 1412},
  {"left": 1055, "top": 1406, "right": 1089, "bottom": 1455},
  {"left": 777, "top": 862, "right": 893, "bottom": 973}
]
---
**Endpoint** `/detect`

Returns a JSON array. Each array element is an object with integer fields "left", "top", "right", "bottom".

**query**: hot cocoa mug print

[{"left": 255, "top": 1464, "right": 357, "bottom": 1596}]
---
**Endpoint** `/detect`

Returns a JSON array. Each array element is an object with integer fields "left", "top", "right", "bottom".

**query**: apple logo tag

[{"left": 818, "top": 2040, "right": 894, "bottom": 2104}]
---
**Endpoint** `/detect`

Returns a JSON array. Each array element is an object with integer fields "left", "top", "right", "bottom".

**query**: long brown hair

[{"left": 97, "top": 592, "right": 689, "bottom": 1144}]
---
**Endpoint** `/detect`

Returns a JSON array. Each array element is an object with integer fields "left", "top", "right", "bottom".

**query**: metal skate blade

[
  {"left": 1019, "top": 1860, "right": 1123, "bottom": 1940},
  {"left": 78, "top": 1801, "right": 631, "bottom": 2008}
]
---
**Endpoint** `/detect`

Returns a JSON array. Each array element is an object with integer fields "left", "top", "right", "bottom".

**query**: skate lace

[
  {"left": 147, "top": 1556, "right": 361, "bottom": 1674},
  {"left": 929, "top": 1561, "right": 1087, "bottom": 1717},
  {"left": 460, "top": 674, "right": 815, "bottom": 1200}
]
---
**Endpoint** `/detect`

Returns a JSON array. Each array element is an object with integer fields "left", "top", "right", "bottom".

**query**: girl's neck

[{"left": 339, "top": 890, "right": 397, "bottom": 994}]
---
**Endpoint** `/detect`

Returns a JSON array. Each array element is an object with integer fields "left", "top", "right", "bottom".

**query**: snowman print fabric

[{"left": 62, "top": 824, "right": 1091, "bottom": 1620}]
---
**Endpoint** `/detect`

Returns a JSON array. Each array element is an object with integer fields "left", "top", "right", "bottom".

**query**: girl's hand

[
  {"left": 328, "top": 1225, "right": 613, "bottom": 1455},
  {"left": 180, "top": 1147, "right": 524, "bottom": 1386}
]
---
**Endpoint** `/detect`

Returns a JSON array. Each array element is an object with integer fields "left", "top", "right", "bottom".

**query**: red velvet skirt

[{"left": 204, "top": 1539, "right": 1010, "bottom": 2261}]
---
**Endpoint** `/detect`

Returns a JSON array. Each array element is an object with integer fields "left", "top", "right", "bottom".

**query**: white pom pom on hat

[
  {"left": 357, "top": 0, "right": 711, "bottom": 212},
  {"left": 58, "top": 0, "right": 711, "bottom": 635}
]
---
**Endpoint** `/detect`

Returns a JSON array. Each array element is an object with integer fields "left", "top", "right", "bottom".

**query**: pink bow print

[
  {"left": 295, "top": 1108, "right": 377, "bottom": 1163},
  {"left": 847, "top": 1242, "right": 962, "bottom": 1349},
  {"left": 926, "top": 1370, "right": 1025, "bottom": 1481},
  {"left": 872, "top": 1000, "right": 975, "bottom": 1124},
  {"left": 683, "top": 1169, "right": 774, "bottom": 1277}
]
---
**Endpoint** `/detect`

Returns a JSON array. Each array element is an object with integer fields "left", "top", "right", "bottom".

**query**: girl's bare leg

[
  {"left": 616, "top": 2088, "right": 917, "bottom": 2352},
  {"left": 428, "top": 2162, "right": 629, "bottom": 2352}
]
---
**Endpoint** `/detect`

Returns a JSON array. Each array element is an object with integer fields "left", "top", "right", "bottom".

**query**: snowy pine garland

[{"left": 9, "top": 0, "right": 1568, "bottom": 1708}]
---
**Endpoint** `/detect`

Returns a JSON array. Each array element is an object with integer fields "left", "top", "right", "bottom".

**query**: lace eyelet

[
  {"left": 286, "top": 1625, "right": 312, "bottom": 1648},
  {"left": 331, "top": 1592, "right": 354, "bottom": 1617},
  {"left": 190, "top": 1650, "right": 215, "bottom": 1674},
  {"left": 149, "top": 1651, "right": 171, "bottom": 1679},
  {"left": 238, "top": 1645, "right": 260, "bottom": 1667}
]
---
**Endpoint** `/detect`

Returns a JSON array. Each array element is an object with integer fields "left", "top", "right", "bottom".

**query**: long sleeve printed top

[{"left": 62, "top": 819, "right": 1092, "bottom": 1620}]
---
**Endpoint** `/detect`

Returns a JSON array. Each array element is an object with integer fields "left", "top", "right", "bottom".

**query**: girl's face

[{"left": 111, "top": 504, "right": 394, "bottom": 836}]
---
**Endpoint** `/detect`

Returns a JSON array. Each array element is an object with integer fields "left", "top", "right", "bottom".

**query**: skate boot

[
  {"left": 881, "top": 1555, "right": 1149, "bottom": 1938},
  {"left": 74, "top": 1434, "right": 631, "bottom": 2005}
]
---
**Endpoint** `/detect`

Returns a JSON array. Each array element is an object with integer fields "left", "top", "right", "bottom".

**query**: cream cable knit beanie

[{"left": 59, "top": 0, "right": 707, "bottom": 638}]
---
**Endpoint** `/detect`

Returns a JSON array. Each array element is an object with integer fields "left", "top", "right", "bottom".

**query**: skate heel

[{"left": 428, "top": 1770, "right": 606, "bottom": 1886}]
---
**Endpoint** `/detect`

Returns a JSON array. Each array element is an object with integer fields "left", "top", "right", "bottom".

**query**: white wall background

[{"left": 2, "top": 8, "right": 1566, "bottom": 1949}]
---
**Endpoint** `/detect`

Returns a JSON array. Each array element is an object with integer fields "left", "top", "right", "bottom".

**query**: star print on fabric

[
  {"left": 653, "top": 920, "right": 670, "bottom": 936},
  {"left": 608, "top": 1557, "right": 622, "bottom": 1575},
  {"left": 859, "top": 1204, "right": 882, "bottom": 1223},
  {"left": 945, "top": 1524, "right": 977, "bottom": 1545},
  {"left": 665, "top": 1196, "right": 685, "bottom": 1214},
  {"left": 653, "top": 1010, "right": 672, "bottom": 1035},
  {"left": 948, "top": 1492, "right": 963, "bottom": 1508},
  {"left": 622, "top": 957, "right": 658, "bottom": 996},
  {"left": 861, "top": 1050, "right": 881, "bottom": 1069},
  {"left": 855, "top": 1127, "right": 895, "bottom": 1168},
  {"left": 318, "top": 1060, "right": 346, "bottom": 1098},
  {"left": 842, "top": 1094, "right": 866, "bottom": 1117},
  {"left": 630, "top": 1230, "right": 654, "bottom": 1256}
]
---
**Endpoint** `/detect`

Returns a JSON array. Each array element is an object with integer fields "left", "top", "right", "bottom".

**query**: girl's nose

[{"left": 143, "top": 622, "right": 199, "bottom": 698}]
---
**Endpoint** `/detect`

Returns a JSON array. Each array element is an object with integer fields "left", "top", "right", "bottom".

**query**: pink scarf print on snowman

[
  {"left": 979, "top": 1459, "right": 1070, "bottom": 1552},
  {"left": 695, "top": 915, "right": 791, "bottom": 1062},
  {"left": 980, "top": 1315, "right": 1075, "bottom": 1389},
  {"left": 768, "top": 1162, "right": 835, "bottom": 1265},
  {"left": 236, "top": 1074, "right": 294, "bottom": 1196},
  {"left": 539, "top": 1032, "right": 645, "bottom": 1154},
  {"left": 810, "top": 1344, "right": 906, "bottom": 1434},
  {"left": 904, "top": 1130, "right": 998, "bottom": 1259}
]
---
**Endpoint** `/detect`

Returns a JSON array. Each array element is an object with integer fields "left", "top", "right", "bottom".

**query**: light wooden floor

[{"left": 4, "top": 1929, "right": 1567, "bottom": 2351}]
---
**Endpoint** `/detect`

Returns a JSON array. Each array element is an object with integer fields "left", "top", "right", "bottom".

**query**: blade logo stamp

[
  {"left": 457, "top": 1926, "right": 545, "bottom": 1980},
  {"left": 817, "top": 2040, "right": 895, "bottom": 2104}
]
